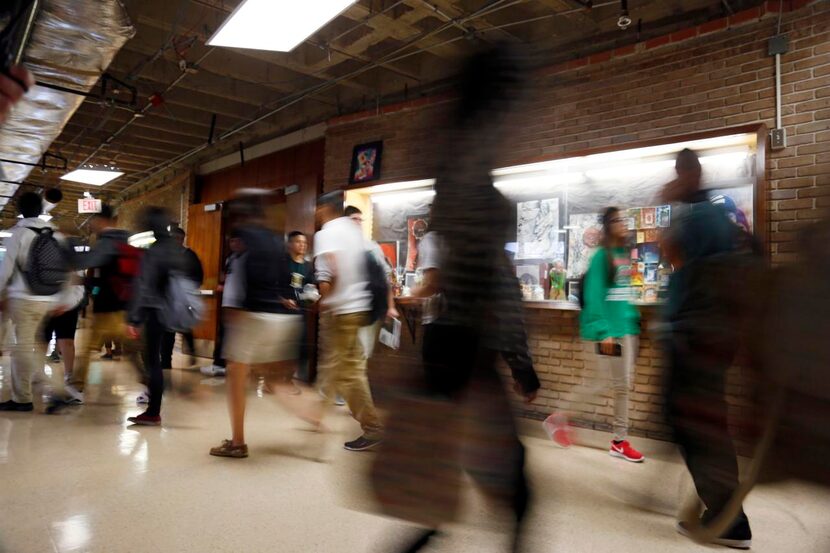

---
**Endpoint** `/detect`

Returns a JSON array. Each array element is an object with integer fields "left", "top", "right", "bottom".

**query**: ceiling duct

[{"left": 0, "top": 0, "right": 134, "bottom": 208}]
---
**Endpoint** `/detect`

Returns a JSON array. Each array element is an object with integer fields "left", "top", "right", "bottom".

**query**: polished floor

[{"left": 1, "top": 352, "right": 828, "bottom": 553}]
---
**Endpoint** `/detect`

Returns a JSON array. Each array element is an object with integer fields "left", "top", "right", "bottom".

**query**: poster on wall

[
  {"left": 640, "top": 207, "right": 657, "bottom": 229},
  {"left": 377, "top": 241, "right": 399, "bottom": 269},
  {"left": 709, "top": 185, "right": 753, "bottom": 233},
  {"left": 404, "top": 215, "right": 430, "bottom": 271},
  {"left": 349, "top": 141, "right": 383, "bottom": 184},
  {"left": 566, "top": 213, "right": 602, "bottom": 278},
  {"left": 516, "top": 198, "right": 560, "bottom": 260},
  {"left": 656, "top": 205, "right": 671, "bottom": 228}
]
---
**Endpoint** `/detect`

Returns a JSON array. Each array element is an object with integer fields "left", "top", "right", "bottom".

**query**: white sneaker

[
  {"left": 65, "top": 385, "right": 84, "bottom": 405},
  {"left": 200, "top": 365, "right": 226, "bottom": 377},
  {"left": 136, "top": 391, "right": 150, "bottom": 404},
  {"left": 318, "top": 389, "right": 347, "bottom": 406}
]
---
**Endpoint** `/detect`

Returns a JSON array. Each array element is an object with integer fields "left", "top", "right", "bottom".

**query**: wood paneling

[
  {"left": 187, "top": 139, "right": 324, "bottom": 341},
  {"left": 196, "top": 139, "right": 325, "bottom": 207},
  {"left": 285, "top": 172, "right": 322, "bottom": 236},
  {"left": 187, "top": 204, "right": 222, "bottom": 341}
]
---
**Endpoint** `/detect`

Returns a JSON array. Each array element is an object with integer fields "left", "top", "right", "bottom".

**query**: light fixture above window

[
  {"left": 207, "top": 0, "right": 356, "bottom": 52},
  {"left": 61, "top": 166, "right": 124, "bottom": 186}
]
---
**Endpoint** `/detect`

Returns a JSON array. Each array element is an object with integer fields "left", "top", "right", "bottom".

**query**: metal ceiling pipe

[
  {"left": 0, "top": 0, "right": 134, "bottom": 206},
  {"left": 120, "top": 0, "right": 528, "bottom": 197},
  {"left": 13, "top": 0, "right": 40, "bottom": 65}
]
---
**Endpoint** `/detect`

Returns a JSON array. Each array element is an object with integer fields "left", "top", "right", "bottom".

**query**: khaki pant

[
  {"left": 72, "top": 310, "right": 142, "bottom": 392},
  {"left": 318, "top": 311, "right": 383, "bottom": 439},
  {"left": 8, "top": 299, "right": 60, "bottom": 403},
  {"left": 577, "top": 335, "right": 638, "bottom": 441}
]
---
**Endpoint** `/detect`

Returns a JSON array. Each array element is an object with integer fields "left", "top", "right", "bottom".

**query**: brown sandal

[{"left": 210, "top": 439, "right": 249, "bottom": 458}]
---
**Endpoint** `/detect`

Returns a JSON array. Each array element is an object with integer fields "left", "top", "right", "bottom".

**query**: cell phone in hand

[{"left": 596, "top": 342, "right": 622, "bottom": 357}]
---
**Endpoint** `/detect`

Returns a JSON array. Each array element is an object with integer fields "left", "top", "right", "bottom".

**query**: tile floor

[{"left": 0, "top": 354, "right": 828, "bottom": 553}]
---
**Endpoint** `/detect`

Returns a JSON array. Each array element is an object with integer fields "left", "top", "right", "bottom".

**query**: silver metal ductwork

[{"left": 0, "top": 0, "right": 134, "bottom": 207}]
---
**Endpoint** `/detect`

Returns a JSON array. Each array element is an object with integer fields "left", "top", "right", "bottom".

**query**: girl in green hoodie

[{"left": 546, "top": 207, "right": 644, "bottom": 462}]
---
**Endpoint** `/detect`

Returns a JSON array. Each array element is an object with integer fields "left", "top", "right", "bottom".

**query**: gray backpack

[
  {"left": 19, "top": 227, "right": 70, "bottom": 296},
  {"left": 159, "top": 271, "right": 206, "bottom": 332}
]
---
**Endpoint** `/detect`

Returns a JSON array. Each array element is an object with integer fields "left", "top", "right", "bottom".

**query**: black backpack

[
  {"left": 365, "top": 251, "right": 389, "bottom": 326},
  {"left": 19, "top": 227, "right": 70, "bottom": 296}
]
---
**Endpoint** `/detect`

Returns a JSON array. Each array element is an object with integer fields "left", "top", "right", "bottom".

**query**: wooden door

[{"left": 188, "top": 205, "right": 222, "bottom": 342}]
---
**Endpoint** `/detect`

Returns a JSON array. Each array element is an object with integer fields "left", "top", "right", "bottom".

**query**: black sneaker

[
  {"left": 677, "top": 511, "right": 752, "bottom": 550},
  {"left": 344, "top": 435, "right": 382, "bottom": 451},
  {"left": 0, "top": 400, "right": 34, "bottom": 412},
  {"left": 46, "top": 398, "right": 72, "bottom": 415}
]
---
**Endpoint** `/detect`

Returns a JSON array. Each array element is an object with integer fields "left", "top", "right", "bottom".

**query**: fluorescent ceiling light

[
  {"left": 363, "top": 179, "right": 436, "bottom": 194},
  {"left": 61, "top": 169, "right": 124, "bottom": 186},
  {"left": 492, "top": 133, "right": 756, "bottom": 181},
  {"left": 0, "top": 231, "right": 11, "bottom": 238},
  {"left": 372, "top": 189, "right": 435, "bottom": 204},
  {"left": 494, "top": 173, "right": 585, "bottom": 191},
  {"left": 207, "top": 0, "right": 356, "bottom": 53}
]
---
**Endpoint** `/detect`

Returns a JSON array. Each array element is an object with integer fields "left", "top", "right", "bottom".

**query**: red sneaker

[
  {"left": 543, "top": 413, "right": 573, "bottom": 449},
  {"left": 609, "top": 440, "right": 644, "bottom": 462},
  {"left": 552, "top": 427, "right": 573, "bottom": 448},
  {"left": 127, "top": 413, "right": 161, "bottom": 426}
]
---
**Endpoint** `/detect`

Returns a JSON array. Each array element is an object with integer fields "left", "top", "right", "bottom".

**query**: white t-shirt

[
  {"left": 416, "top": 231, "right": 445, "bottom": 324},
  {"left": 314, "top": 217, "right": 371, "bottom": 316}
]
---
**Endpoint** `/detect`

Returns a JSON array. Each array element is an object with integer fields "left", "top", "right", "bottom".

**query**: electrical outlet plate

[
  {"left": 770, "top": 128, "right": 787, "bottom": 150},
  {"left": 768, "top": 35, "right": 789, "bottom": 56}
]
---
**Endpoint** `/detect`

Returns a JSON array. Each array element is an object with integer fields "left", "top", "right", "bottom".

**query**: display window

[{"left": 345, "top": 129, "right": 764, "bottom": 307}]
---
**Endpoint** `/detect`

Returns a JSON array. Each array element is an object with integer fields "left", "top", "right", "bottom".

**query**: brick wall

[
  {"left": 117, "top": 170, "right": 192, "bottom": 233},
  {"left": 328, "top": 1, "right": 829, "bottom": 440},
  {"left": 514, "top": 309, "right": 670, "bottom": 438}
]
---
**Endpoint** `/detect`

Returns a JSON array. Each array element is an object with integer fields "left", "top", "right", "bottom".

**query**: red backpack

[{"left": 110, "top": 242, "right": 143, "bottom": 302}]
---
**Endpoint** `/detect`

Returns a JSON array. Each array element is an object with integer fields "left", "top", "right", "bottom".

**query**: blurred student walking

[
  {"left": 372, "top": 47, "right": 539, "bottom": 553},
  {"left": 67, "top": 204, "right": 144, "bottom": 404},
  {"left": 546, "top": 207, "right": 644, "bottom": 462},
  {"left": 0, "top": 192, "right": 74, "bottom": 413},
  {"left": 662, "top": 149, "right": 751, "bottom": 549},
  {"left": 315, "top": 192, "right": 384, "bottom": 451},
  {"left": 126, "top": 207, "right": 185, "bottom": 426},
  {"left": 210, "top": 196, "right": 320, "bottom": 458}
]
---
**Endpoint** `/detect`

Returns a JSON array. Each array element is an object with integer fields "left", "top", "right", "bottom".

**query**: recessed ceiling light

[
  {"left": 207, "top": 0, "right": 356, "bottom": 52},
  {"left": 61, "top": 169, "right": 124, "bottom": 186}
]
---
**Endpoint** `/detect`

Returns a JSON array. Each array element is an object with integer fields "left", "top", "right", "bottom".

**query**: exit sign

[{"left": 78, "top": 198, "right": 102, "bottom": 213}]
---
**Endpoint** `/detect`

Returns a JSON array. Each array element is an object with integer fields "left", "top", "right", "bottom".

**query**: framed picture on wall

[{"left": 349, "top": 141, "right": 383, "bottom": 184}]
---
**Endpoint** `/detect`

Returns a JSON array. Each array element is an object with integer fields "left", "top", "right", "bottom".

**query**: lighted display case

[{"left": 345, "top": 129, "right": 764, "bottom": 309}]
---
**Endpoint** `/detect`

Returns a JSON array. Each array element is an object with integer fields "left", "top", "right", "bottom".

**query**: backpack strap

[{"left": 24, "top": 226, "right": 50, "bottom": 235}]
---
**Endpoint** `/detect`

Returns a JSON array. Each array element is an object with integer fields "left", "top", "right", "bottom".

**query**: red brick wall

[
  {"left": 327, "top": 1, "right": 829, "bottom": 439},
  {"left": 118, "top": 170, "right": 192, "bottom": 233}
]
